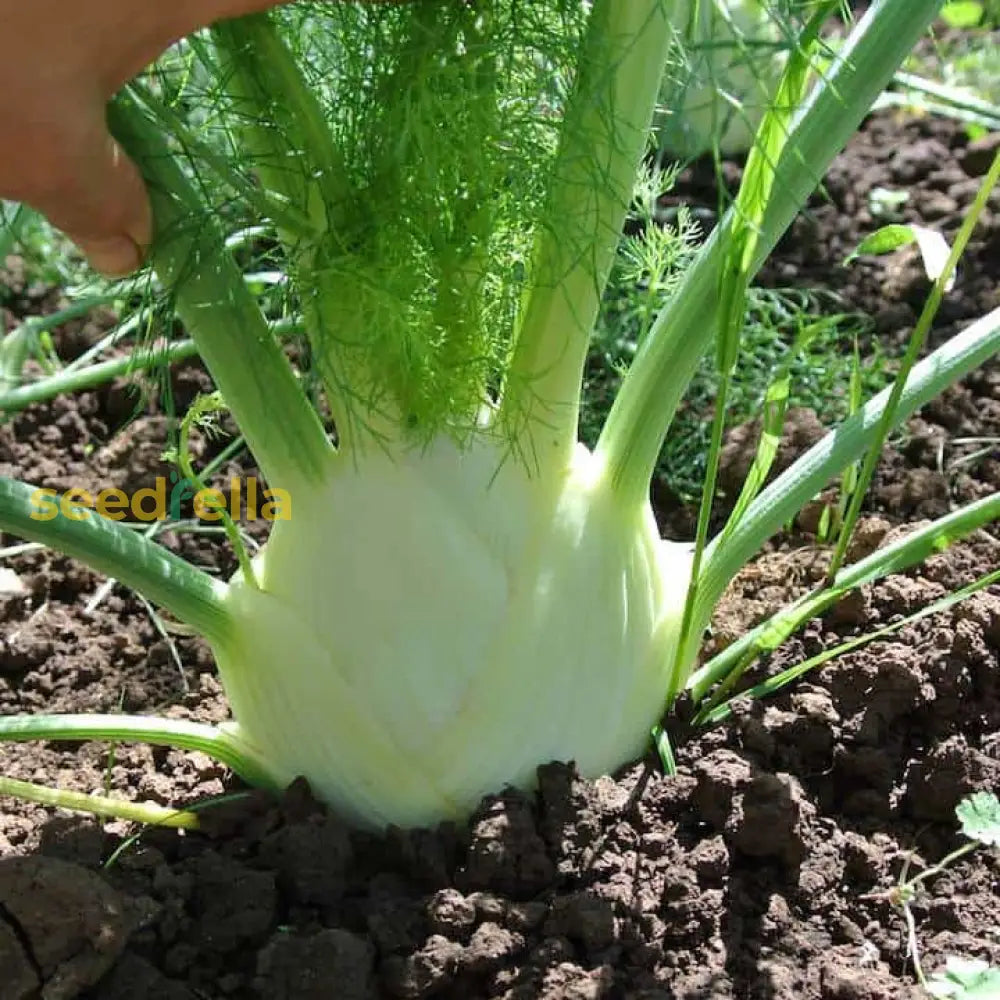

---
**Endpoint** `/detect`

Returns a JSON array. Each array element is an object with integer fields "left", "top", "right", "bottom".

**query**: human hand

[{"left": 0, "top": 0, "right": 295, "bottom": 277}]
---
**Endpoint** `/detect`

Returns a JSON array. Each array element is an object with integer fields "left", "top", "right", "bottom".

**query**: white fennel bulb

[
  {"left": 657, "top": 0, "right": 783, "bottom": 158},
  {"left": 213, "top": 436, "right": 693, "bottom": 829}
]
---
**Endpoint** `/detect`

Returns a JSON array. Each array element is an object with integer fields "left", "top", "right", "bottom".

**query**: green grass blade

[
  {"left": 102, "top": 791, "right": 254, "bottom": 867},
  {"left": 691, "top": 490, "right": 1000, "bottom": 709},
  {"left": 652, "top": 724, "right": 678, "bottom": 777},
  {"left": 698, "top": 564, "right": 1000, "bottom": 725},
  {"left": 828, "top": 336, "right": 865, "bottom": 545},
  {"left": 826, "top": 150, "right": 1000, "bottom": 582},
  {"left": 690, "top": 305, "right": 1000, "bottom": 668},
  {"left": 668, "top": 2, "right": 835, "bottom": 697},
  {"left": 0, "top": 477, "right": 231, "bottom": 641},
  {"left": 722, "top": 365, "right": 792, "bottom": 529}
]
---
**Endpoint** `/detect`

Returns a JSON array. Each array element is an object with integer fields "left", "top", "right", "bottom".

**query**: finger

[{"left": 32, "top": 110, "right": 152, "bottom": 278}]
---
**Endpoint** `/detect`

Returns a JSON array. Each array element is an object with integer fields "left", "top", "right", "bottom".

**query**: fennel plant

[
  {"left": 656, "top": 0, "right": 784, "bottom": 158},
  {"left": 1, "top": 0, "right": 999, "bottom": 831}
]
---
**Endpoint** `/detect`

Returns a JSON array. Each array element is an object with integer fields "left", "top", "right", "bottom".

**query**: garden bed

[{"left": 0, "top": 108, "right": 998, "bottom": 1000}]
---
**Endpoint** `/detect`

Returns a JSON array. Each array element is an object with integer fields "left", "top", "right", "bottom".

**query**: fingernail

[{"left": 75, "top": 235, "right": 144, "bottom": 278}]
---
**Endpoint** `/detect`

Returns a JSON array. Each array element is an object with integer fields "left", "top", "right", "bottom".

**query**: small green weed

[
  {"left": 586, "top": 281, "right": 883, "bottom": 502},
  {"left": 582, "top": 162, "right": 887, "bottom": 504},
  {"left": 866, "top": 791, "right": 1000, "bottom": 998}
]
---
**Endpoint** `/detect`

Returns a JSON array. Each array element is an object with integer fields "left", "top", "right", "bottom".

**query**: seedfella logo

[{"left": 29, "top": 473, "right": 291, "bottom": 523}]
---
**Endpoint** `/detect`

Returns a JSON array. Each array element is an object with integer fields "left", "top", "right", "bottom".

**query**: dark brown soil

[{"left": 1, "top": 109, "right": 998, "bottom": 1000}]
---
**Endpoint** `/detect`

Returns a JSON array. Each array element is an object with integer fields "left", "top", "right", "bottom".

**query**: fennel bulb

[
  {"left": 215, "top": 435, "right": 692, "bottom": 828},
  {"left": 658, "top": 0, "right": 783, "bottom": 157}
]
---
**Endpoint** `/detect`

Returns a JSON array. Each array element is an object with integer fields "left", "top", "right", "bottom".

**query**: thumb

[{"left": 37, "top": 108, "right": 153, "bottom": 278}]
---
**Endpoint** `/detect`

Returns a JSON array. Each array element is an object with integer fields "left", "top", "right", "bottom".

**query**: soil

[{"left": 1, "top": 107, "right": 999, "bottom": 999}]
